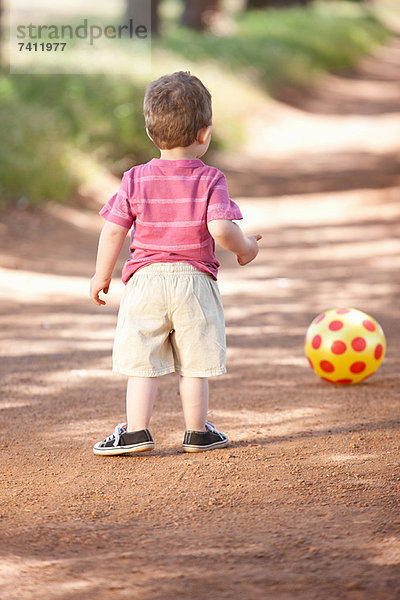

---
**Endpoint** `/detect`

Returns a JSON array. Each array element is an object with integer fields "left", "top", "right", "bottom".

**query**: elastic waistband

[{"left": 135, "top": 262, "right": 211, "bottom": 276}]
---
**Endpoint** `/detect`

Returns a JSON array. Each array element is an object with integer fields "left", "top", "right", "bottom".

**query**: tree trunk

[
  {"left": 125, "top": 0, "right": 160, "bottom": 36},
  {"left": 181, "top": 0, "right": 219, "bottom": 31}
]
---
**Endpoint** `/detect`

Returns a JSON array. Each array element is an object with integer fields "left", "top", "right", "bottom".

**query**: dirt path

[{"left": 1, "top": 39, "right": 400, "bottom": 600}]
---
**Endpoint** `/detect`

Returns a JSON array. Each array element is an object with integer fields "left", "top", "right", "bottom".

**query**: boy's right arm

[
  {"left": 207, "top": 220, "right": 262, "bottom": 266},
  {"left": 90, "top": 221, "right": 129, "bottom": 306}
]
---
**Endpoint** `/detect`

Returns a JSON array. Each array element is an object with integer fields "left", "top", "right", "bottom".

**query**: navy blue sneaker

[
  {"left": 182, "top": 421, "right": 228, "bottom": 453},
  {"left": 93, "top": 423, "right": 154, "bottom": 456}
]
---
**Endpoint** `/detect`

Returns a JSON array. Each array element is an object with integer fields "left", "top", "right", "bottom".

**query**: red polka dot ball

[{"left": 305, "top": 308, "right": 386, "bottom": 384}]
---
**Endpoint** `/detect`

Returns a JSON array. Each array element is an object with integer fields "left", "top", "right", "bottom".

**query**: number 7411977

[{"left": 18, "top": 42, "right": 67, "bottom": 51}]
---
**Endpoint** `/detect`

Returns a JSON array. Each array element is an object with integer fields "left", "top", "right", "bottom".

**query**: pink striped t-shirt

[{"left": 99, "top": 158, "right": 242, "bottom": 283}]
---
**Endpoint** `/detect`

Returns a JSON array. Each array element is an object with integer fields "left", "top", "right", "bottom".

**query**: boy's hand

[
  {"left": 90, "top": 274, "right": 111, "bottom": 306},
  {"left": 237, "top": 234, "right": 262, "bottom": 266}
]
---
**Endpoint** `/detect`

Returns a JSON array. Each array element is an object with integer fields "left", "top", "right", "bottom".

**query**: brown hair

[{"left": 143, "top": 71, "right": 212, "bottom": 149}]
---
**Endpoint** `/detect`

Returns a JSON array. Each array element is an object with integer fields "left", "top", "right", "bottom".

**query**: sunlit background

[{"left": 0, "top": 0, "right": 398, "bottom": 205}]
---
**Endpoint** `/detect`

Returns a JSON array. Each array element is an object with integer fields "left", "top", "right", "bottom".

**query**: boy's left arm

[
  {"left": 207, "top": 219, "right": 262, "bottom": 266},
  {"left": 90, "top": 221, "right": 129, "bottom": 306}
]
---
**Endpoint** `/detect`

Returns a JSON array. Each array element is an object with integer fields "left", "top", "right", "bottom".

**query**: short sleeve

[
  {"left": 206, "top": 172, "right": 243, "bottom": 223},
  {"left": 99, "top": 172, "right": 134, "bottom": 229}
]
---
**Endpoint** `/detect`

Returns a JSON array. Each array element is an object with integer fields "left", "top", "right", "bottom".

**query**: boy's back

[{"left": 100, "top": 158, "right": 242, "bottom": 284}]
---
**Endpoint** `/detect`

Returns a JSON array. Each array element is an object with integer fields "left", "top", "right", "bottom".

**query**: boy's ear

[
  {"left": 145, "top": 127, "right": 155, "bottom": 143},
  {"left": 197, "top": 125, "right": 212, "bottom": 145}
]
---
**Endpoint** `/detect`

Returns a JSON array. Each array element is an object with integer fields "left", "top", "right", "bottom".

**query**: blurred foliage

[
  {"left": 0, "top": 73, "right": 153, "bottom": 207},
  {"left": 0, "top": 77, "right": 76, "bottom": 204},
  {"left": 161, "top": 1, "right": 389, "bottom": 93},
  {"left": 0, "top": 1, "right": 391, "bottom": 208}
]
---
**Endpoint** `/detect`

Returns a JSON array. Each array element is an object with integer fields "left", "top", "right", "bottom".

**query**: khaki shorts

[{"left": 112, "top": 263, "right": 226, "bottom": 378}]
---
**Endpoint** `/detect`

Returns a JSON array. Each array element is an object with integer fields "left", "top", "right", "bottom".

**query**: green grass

[
  {"left": 161, "top": 1, "right": 390, "bottom": 93},
  {"left": 0, "top": 73, "right": 153, "bottom": 207},
  {"left": 0, "top": 94, "right": 77, "bottom": 204}
]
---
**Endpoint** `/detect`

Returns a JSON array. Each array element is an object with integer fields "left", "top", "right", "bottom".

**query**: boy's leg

[
  {"left": 179, "top": 375, "right": 208, "bottom": 432},
  {"left": 180, "top": 375, "right": 229, "bottom": 452},
  {"left": 93, "top": 375, "right": 156, "bottom": 456},
  {"left": 126, "top": 376, "right": 157, "bottom": 431}
]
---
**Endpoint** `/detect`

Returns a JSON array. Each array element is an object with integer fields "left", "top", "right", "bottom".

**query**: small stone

[{"left": 346, "top": 581, "right": 364, "bottom": 590}]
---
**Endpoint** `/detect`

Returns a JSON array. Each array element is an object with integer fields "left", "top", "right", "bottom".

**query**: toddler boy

[{"left": 90, "top": 71, "right": 261, "bottom": 455}]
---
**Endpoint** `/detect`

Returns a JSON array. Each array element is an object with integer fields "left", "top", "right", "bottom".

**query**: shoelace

[
  {"left": 103, "top": 423, "right": 127, "bottom": 447},
  {"left": 205, "top": 421, "right": 222, "bottom": 436}
]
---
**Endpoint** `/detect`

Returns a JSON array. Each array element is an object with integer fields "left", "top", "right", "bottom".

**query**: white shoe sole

[{"left": 93, "top": 441, "right": 154, "bottom": 456}]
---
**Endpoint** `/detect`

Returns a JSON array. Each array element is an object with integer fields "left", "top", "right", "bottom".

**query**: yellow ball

[{"left": 304, "top": 308, "right": 386, "bottom": 384}]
